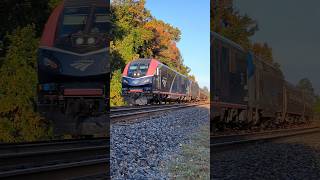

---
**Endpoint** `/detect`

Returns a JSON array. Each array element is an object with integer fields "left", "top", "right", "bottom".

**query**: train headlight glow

[
  {"left": 75, "top": 37, "right": 84, "bottom": 45},
  {"left": 87, "top": 37, "right": 96, "bottom": 45}
]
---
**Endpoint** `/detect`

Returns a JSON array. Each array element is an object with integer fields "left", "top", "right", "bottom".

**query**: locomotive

[
  {"left": 211, "top": 32, "right": 315, "bottom": 131},
  {"left": 122, "top": 58, "right": 205, "bottom": 105},
  {"left": 37, "top": 0, "right": 111, "bottom": 135}
]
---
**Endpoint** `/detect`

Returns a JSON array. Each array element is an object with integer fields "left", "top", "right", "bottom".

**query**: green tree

[
  {"left": 297, "top": 78, "right": 314, "bottom": 95},
  {"left": 314, "top": 95, "right": 320, "bottom": 117},
  {"left": 110, "top": 0, "right": 191, "bottom": 105},
  {"left": 252, "top": 42, "right": 273, "bottom": 63},
  {"left": 0, "top": 25, "right": 51, "bottom": 142},
  {"left": 212, "top": 0, "right": 258, "bottom": 49},
  {"left": 0, "top": 0, "right": 51, "bottom": 51},
  {"left": 48, "top": 0, "right": 62, "bottom": 9},
  {"left": 110, "top": 70, "right": 125, "bottom": 106}
]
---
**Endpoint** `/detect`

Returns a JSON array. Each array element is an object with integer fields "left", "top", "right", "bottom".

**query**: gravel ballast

[
  {"left": 111, "top": 105, "right": 209, "bottom": 179},
  {"left": 212, "top": 131, "right": 320, "bottom": 180}
]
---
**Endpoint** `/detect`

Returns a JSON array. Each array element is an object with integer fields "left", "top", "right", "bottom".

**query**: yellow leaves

[
  {"left": 0, "top": 25, "right": 51, "bottom": 142},
  {"left": 110, "top": 70, "right": 125, "bottom": 106},
  {"left": 252, "top": 42, "right": 273, "bottom": 63}
]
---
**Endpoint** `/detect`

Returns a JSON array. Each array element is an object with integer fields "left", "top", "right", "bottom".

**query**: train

[
  {"left": 122, "top": 58, "right": 208, "bottom": 105},
  {"left": 211, "top": 32, "right": 315, "bottom": 131},
  {"left": 37, "top": 0, "right": 110, "bottom": 135}
]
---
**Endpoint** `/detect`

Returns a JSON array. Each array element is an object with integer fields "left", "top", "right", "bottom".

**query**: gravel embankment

[
  {"left": 111, "top": 105, "right": 209, "bottom": 179},
  {"left": 212, "top": 131, "right": 320, "bottom": 180}
]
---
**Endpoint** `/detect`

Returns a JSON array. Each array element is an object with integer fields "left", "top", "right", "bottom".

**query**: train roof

[
  {"left": 130, "top": 58, "right": 198, "bottom": 83},
  {"left": 211, "top": 31, "right": 244, "bottom": 51},
  {"left": 64, "top": 0, "right": 109, "bottom": 7},
  {"left": 212, "top": 32, "right": 283, "bottom": 76}
]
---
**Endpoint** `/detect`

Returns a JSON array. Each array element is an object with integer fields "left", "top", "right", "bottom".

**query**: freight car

[
  {"left": 122, "top": 58, "right": 201, "bottom": 105},
  {"left": 37, "top": 0, "right": 111, "bottom": 135},
  {"left": 211, "top": 32, "right": 314, "bottom": 131}
]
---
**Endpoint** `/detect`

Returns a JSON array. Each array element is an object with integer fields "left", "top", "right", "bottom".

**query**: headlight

[
  {"left": 76, "top": 37, "right": 84, "bottom": 45},
  {"left": 43, "top": 57, "right": 58, "bottom": 69},
  {"left": 87, "top": 37, "right": 96, "bottom": 45}
]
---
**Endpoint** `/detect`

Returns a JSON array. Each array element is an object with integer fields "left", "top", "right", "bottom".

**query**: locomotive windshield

[
  {"left": 92, "top": 7, "right": 111, "bottom": 33},
  {"left": 55, "top": 6, "right": 110, "bottom": 53},
  {"left": 128, "top": 60, "right": 150, "bottom": 78},
  {"left": 59, "top": 7, "right": 90, "bottom": 37}
]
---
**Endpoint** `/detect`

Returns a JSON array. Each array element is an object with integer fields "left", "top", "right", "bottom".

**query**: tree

[
  {"left": 297, "top": 78, "right": 314, "bottom": 95},
  {"left": 203, "top": 86, "right": 209, "bottom": 94},
  {"left": 110, "top": 0, "right": 192, "bottom": 105},
  {"left": 252, "top": 42, "right": 273, "bottom": 63},
  {"left": 0, "top": 25, "right": 51, "bottom": 142},
  {"left": 211, "top": 0, "right": 258, "bottom": 49},
  {"left": 314, "top": 95, "right": 320, "bottom": 117},
  {"left": 0, "top": 0, "right": 51, "bottom": 52}
]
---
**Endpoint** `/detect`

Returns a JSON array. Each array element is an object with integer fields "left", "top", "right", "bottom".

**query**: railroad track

[
  {"left": 211, "top": 126, "right": 320, "bottom": 153},
  {"left": 110, "top": 102, "right": 208, "bottom": 119},
  {"left": 0, "top": 103, "right": 207, "bottom": 179},
  {"left": 0, "top": 138, "right": 109, "bottom": 179}
]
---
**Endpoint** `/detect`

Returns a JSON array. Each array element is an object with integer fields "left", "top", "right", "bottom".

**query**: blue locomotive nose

[{"left": 38, "top": 48, "right": 109, "bottom": 77}]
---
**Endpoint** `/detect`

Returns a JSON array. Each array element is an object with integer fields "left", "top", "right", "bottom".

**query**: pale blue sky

[
  {"left": 145, "top": 0, "right": 210, "bottom": 89},
  {"left": 234, "top": 0, "right": 320, "bottom": 94}
]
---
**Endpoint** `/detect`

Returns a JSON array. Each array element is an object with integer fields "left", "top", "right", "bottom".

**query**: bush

[{"left": 0, "top": 25, "right": 51, "bottom": 142}]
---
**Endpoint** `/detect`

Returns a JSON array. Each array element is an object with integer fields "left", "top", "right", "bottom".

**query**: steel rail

[
  {"left": 211, "top": 127, "right": 320, "bottom": 153},
  {"left": 0, "top": 138, "right": 109, "bottom": 179},
  {"left": 110, "top": 102, "right": 208, "bottom": 119}
]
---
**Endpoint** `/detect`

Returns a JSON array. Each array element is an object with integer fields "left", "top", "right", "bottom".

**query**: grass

[{"left": 168, "top": 123, "right": 210, "bottom": 180}]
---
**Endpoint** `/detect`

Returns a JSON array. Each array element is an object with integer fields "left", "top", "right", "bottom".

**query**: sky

[
  {"left": 145, "top": 0, "right": 210, "bottom": 90},
  {"left": 234, "top": 0, "right": 320, "bottom": 94}
]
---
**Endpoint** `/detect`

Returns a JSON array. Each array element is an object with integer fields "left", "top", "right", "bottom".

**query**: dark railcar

[
  {"left": 211, "top": 32, "right": 314, "bottom": 131},
  {"left": 211, "top": 32, "right": 249, "bottom": 130},
  {"left": 122, "top": 58, "right": 195, "bottom": 105},
  {"left": 283, "top": 83, "right": 314, "bottom": 122},
  {"left": 212, "top": 32, "right": 248, "bottom": 105},
  {"left": 37, "top": 0, "right": 110, "bottom": 135},
  {"left": 247, "top": 55, "right": 284, "bottom": 124},
  {"left": 190, "top": 80, "right": 200, "bottom": 101}
]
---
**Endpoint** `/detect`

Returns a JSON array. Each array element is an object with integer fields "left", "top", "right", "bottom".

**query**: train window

[
  {"left": 139, "top": 65, "right": 149, "bottom": 70},
  {"left": 92, "top": 7, "right": 110, "bottom": 33},
  {"left": 63, "top": 15, "right": 87, "bottom": 26},
  {"left": 129, "top": 65, "right": 138, "bottom": 70}
]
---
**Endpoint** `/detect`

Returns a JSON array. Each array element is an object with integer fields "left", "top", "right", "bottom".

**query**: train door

[{"left": 153, "top": 66, "right": 161, "bottom": 91}]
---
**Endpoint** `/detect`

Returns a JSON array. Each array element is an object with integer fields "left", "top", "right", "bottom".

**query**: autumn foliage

[{"left": 110, "top": 0, "right": 192, "bottom": 105}]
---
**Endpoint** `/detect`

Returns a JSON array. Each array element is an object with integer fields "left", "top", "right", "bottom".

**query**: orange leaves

[{"left": 144, "top": 20, "right": 181, "bottom": 62}]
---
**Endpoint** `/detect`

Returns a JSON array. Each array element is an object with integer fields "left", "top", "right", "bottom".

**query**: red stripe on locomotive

[
  {"left": 40, "top": 2, "right": 64, "bottom": 47},
  {"left": 146, "top": 59, "right": 159, "bottom": 76},
  {"left": 122, "top": 63, "right": 130, "bottom": 76},
  {"left": 64, "top": 88, "right": 103, "bottom": 96}
]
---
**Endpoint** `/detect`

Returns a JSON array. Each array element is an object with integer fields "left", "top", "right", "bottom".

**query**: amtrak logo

[
  {"left": 162, "top": 78, "right": 167, "bottom": 87},
  {"left": 70, "top": 60, "right": 94, "bottom": 71},
  {"left": 132, "top": 79, "right": 139, "bottom": 85}
]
